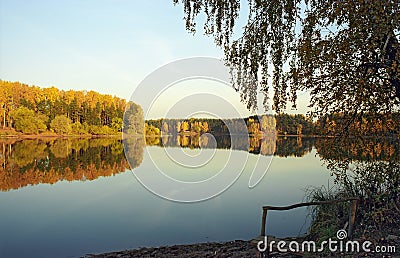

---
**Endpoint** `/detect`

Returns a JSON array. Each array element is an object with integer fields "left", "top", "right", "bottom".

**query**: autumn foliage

[
  {"left": 0, "top": 80, "right": 127, "bottom": 135},
  {"left": 0, "top": 138, "right": 134, "bottom": 191}
]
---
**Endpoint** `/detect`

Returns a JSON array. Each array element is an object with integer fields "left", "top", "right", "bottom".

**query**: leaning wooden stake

[
  {"left": 261, "top": 209, "right": 267, "bottom": 237},
  {"left": 347, "top": 199, "right": 358, "bottom": 238}
]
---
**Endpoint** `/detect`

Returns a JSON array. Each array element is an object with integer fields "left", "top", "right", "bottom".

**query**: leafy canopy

[
  {"left": 10, "top": 107, "right": 47, "bottom": 134},
  {"left": 50, "top": 115, "right": 72, "bottom": 134},
  {"left": 173, "top": 0, "right": 399, "bottom": 116},
  {"left": 123, "top": 102, "right": 145, "bottom": 135}
]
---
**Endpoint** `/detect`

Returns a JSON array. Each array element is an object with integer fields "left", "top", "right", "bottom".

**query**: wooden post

[
  {"left": 261, "top": 208, "right": 267, "bottom": 236},
  {"left": 259, "top": 198, "right": 359, "bottom": 238},
  {"left": 348, "top": 199, "right": 357, "bottom": 238}
]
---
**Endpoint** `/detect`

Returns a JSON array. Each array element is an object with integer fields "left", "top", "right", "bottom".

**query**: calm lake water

[{"left": 2, "top": 136, "right": 391, "bottom": 257}]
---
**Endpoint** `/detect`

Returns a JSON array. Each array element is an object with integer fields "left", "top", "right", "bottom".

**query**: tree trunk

[{"left": 385, "top": 31, "right": 399, "bottom": 99}]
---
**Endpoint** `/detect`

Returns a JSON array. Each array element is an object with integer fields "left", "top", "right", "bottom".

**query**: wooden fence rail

[{"left": 260, "top": 197, "right": 359, "bottom": 238}]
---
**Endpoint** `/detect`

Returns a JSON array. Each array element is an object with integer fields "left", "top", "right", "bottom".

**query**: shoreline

[
  {"left": 86, "top": 231, "right": 400, "bottom": 258},
  {"left": 85, "top": 240, "right": 259, "bottom": 258},
  {"left": 0, "top": 132, "right": 328, "bottom": 139},
  {"left": 0, "top": 132, "right": 123, "bottom": 139},
  {"left": 1, "top": 134, "right": 396, "bottom": 140}
]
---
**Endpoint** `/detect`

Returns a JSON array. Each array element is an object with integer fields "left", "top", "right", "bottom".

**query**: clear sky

[{"left": 0, "top": 0, "right": 310, "bottom": 115}]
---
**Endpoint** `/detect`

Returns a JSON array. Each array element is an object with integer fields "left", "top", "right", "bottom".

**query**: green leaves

[
  {"left": 10, "top": 107, "right": 47, "bottom": 134},
  {"left": 123, "top": 102, "right": 145, "bottom": 135},
  {"left": 175, "top": 0, "right": 400, "bottom": 117},
  {"left": 50, "top": 115, "right": 72, "bottom": 135}
]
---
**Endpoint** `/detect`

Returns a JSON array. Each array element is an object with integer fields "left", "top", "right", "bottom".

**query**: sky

[{"left": 0, "top": 0, "right": 310, "bottom": 117}]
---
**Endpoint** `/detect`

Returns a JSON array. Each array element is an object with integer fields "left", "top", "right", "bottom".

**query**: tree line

[
  {"left": 144, "top": 112, "right": 399, "bottom": 137},
  {"left": 316, "top": 112, "right": 400, "bottom": 137},
  {"left": 3, "top": 80, "right": 398, "bottom": 137},
  {"left": 0, "top": 80, "right": 127, "bottom": 135},
  {"left": 144, "top": 114, "right": 314, "bottom": 136}
]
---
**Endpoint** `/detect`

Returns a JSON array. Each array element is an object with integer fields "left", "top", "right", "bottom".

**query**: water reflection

[
  {"left": 123, "top": 137, "right": 145, "bottom": 168},
  {"left": 154, "top": 134, "right": 278, "bottom": 155},
  {"left": 315, "top": 137, "right": 399, "bottom": 162},
  {"left": 1, "top": 136, "right": 397, "bottom": 192},
  {"left": 0, "top": 135, "right": 398, "bottom": 257},
  {"left": 0, "top": 138, "right": 131, "bottom": 191}
]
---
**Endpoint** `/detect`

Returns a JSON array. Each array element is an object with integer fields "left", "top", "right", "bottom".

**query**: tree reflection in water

[
  {"left": 0, "top": 138, "right": 132, "bottom": 191},
  {"left": 1, "top": 134, "right": 399, "bottom": 254}
]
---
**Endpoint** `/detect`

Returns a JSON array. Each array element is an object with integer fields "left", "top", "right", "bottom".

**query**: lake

[{"left": 1, "top": 136, "right": 395, "bottom": 257}]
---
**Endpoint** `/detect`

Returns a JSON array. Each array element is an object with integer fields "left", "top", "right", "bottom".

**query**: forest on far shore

[
  {"left": 0, "top": 80, "right": 127, "bottom": 136},
  {"left": 2, "top": 80, "right": 399, "bottom": 138},
  {"left": 143, "top": 112, "right": 400, "bottom": 138}
]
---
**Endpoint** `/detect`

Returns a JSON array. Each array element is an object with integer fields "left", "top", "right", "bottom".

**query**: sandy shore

[{"left": 84, "top": 240, "right": 263, "bottom": 258}]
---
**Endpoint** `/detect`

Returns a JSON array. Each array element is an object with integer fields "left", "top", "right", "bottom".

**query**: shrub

[
  {"left": 50, "top": 115, "right": 72, "bottom": 134},
  {"left": 10, "top": 107, "right": 47, "bottom": 134}
]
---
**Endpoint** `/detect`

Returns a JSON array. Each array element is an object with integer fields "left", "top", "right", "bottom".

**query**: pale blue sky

[
  {"left": 0, "top": 0, "right": 310, "bottom": 115},
  {"left": 0, "top": 1, "right": 223, "bottom": 96}
]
